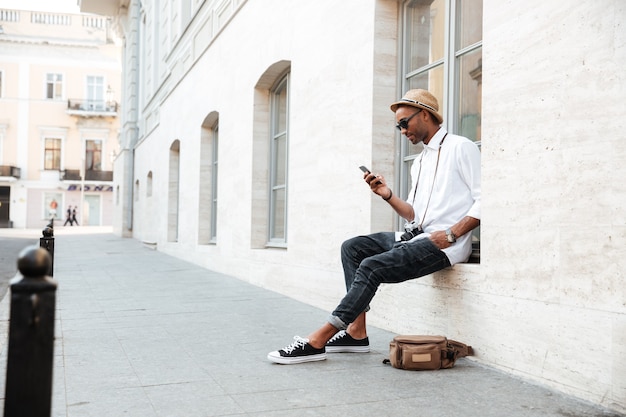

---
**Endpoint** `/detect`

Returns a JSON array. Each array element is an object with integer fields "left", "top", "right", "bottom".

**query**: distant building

[
  {"left": 81, "top": 0, "right": 625, "bottom": 413},
  {"left": 0, "top": 7, "right": 121, "bottom": 228}
]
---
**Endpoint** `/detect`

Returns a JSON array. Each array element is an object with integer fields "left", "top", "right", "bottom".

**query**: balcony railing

[
  {"left": 66, "top": 99, "right": 118, "bottom": 117},
  {"left": 86, "top": 170, "right": 113, "bottom": 181},
  {"left": 0, "top": 165, "right": 21, "bottom": 179},
  {"left": 60, "top": 169, "right": 81, "bottom": 181},
  {"left": 60, "top": 169, "right": 113, "bottom": 182}
]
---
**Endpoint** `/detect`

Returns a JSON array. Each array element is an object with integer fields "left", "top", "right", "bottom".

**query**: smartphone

[{"left": 359, "top": 166, "right": 382, "bottom": 184}]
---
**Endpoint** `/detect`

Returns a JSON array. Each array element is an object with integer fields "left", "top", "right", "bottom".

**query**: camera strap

[{"left": 410, "top": 133, "right": 447, "bottom": 229}]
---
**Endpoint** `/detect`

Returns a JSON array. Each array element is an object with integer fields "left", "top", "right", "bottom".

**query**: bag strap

[{"left": 447, "top": 339, "right": 473, "bottom": 357}]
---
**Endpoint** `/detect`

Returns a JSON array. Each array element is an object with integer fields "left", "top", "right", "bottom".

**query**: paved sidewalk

[{"left": 0, "top": 230, "right": 622, "bottom": 417}]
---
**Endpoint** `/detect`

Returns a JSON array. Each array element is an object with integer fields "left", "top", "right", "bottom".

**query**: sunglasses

[{"left": 395, "top": 109, "right": 422, "bottom": 131}]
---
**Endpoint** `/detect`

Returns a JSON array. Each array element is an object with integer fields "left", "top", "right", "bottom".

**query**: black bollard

[
  {"left": 4, "top": 246, "right": 57, "bottom": 417},
  {"left": 39, "top": 224, "right": 54, "bottom": 277}
]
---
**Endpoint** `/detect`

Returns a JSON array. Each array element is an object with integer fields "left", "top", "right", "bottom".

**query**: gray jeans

[{"left": 328, "top": 232, "right": 451, "bottom": 330}]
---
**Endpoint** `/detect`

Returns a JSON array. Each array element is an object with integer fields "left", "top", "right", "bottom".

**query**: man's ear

[{"left": 422, "top": 110, "right": 436, "bottom": 125}]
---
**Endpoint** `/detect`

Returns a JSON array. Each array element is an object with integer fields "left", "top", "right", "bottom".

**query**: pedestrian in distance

[
  {"left": 72, "top": 206, "right": 79, "bottom": 226},
  {"left": 63, "top": 205, "right": 74, "bottom": 226},
  {"left": 268, "top": 89, "right": 481, "bottom": 364}
]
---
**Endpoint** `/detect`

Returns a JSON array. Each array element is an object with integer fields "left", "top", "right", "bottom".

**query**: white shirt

[{"left": 404, "top": 128, "right": 481, "bottom": 265}]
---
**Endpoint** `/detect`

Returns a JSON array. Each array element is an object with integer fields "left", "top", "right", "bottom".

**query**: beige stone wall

[
  {"left": 127, "top": 0, "right": 399, "bottom": 309},
  {"left": 479, "top": 0, "right": 624, "bottom": 410},
  {"left": 116, "top": 0, "right": 625, "bottom": 412},
  {"left": 369, "top": 1, "right": 625, "bottom": 411}
]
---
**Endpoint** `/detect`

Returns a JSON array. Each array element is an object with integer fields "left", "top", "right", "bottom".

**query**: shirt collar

[{"left": 424, "top": 128, "right": 448, "bottom": 151}]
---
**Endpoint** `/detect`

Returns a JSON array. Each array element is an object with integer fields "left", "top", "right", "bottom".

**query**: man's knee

[
  {"left": 341, "top": 235, "right": 363, "bottom": 256},
  {"left": 358, "top": 257, "right": 386, "bottom": 283}
]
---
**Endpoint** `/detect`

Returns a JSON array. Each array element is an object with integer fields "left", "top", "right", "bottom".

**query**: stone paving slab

[{"left": 0, "top": 230, "right": 623, "bottom": 416}]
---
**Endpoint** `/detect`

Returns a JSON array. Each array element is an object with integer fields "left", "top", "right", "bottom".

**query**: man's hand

[
  {"left": 429, "top": 230, "right": 451, "bottom": 250},
  {"left": 429, "top": 216, "right": 480, "bottom": 250},
  {"left": 363, "top": 171, "right": 389, "bottom": 198}
]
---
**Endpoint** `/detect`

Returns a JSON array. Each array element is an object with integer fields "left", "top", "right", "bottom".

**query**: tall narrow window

[
  {"left": 168, "top": 140, "right": 180, "bottom": 242},
  {"left": 198, "top": 113, "right": 218, "bottom": 245},
  {"left": 268, "top": 74, "right": 289, "bottom": 245},
  {"left": 147, "top": 171, "right": 153, "bottom": 197},
  {"left": 46, "top": 73, "right": 63, "bottom": 99},
  {"left": 85, "top": 140, "right": 102, "bottom": 171},
  {"left": 87, "top": 76, "right": 105, "bottom": 110},
  {"left": 400, "top": 0, "right": 482, "bottom": 177},
  {"left": 44, "top": 138, "right": 61, "bottom": 170},
  {"left": 454, "top": 0, "right": 482, "bottom": 144},
  {"left": 210, "top": 123, "right": 219, "bottom": 242}
]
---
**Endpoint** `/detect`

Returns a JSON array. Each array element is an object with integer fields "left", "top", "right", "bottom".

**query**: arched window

[
  {"left": 251, "top": 60, "right": 291, "bottom": 249},
  {"left": 168, "top": 140, "right": 180, "bottom": 242}
]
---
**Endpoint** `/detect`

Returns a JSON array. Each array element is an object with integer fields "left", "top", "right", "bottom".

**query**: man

[
  {"left": 72, "top": 206, "right": 79, "bottom": 226},
  {"left": 268, "top": 89, "right": 481, "bottom": 364},
  {"left": 63, "top": 205, "right": 74, "bottom": 226}
]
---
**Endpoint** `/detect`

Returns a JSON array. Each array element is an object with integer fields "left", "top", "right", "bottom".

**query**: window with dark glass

[
  {"left": 44, "top": 138, "right": 61, "bottom": 170},
  {"left": 85, "top": 140, "right": 102, "bottom": 171}
]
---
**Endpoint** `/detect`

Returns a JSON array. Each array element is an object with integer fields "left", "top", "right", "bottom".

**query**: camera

[{"left": 400, "top": 221, "right": 423, "bottom": 241}]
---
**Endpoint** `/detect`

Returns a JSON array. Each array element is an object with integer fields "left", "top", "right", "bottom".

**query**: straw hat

[{"left": 390, "top": 89, "right": 443, "bottom": 125}]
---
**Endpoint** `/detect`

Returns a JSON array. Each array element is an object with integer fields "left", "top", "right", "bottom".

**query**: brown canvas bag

[{"left": 383, "top": 335, "right": 473, "bottom": 370}]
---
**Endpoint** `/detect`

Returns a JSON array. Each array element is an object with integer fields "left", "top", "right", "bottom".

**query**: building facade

[
  {"left": 80, "top": 0, "right": 625, "bottom": 413},
  {"left": 0, "top": 7, "right": 121, "bottom": 229}
]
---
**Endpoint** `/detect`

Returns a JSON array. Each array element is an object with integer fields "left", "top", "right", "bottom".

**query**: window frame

[
  {"left": 43, "top": 137, "right": 62, "bottom": 171},
  {"left": 85, "top": 139, "right": 103, "bottom": 171},
  {"left": 86, "top": 75, "right": 105, "bottom": 110},
  {"left": 210, "top": 122, "right": 219, "bottom": 243},
  {"left": 45, "top": 73, "right": 63, "bottom": 100},
  {"left": 267, "top": 73, "right": 289, "bottom": 247}
]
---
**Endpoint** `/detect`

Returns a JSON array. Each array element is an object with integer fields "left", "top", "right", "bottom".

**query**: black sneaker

[
  {"left": 325, "top": 330, "right": 370, "bottom": 353},
  {"left": 267, "top": 336, "right": 327, "bottom": 364}
]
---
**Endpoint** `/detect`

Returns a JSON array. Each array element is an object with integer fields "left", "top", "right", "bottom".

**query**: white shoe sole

[
  {"left": 325, "top": 346, "right": 370, "bottom": 353},
  {"left": 267, "top": 351, "right": 327, "bottom": 364}
]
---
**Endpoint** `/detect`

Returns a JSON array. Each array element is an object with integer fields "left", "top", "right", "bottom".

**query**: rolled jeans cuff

[{"left": 327, "top": 314, "right": 348, "bottom": 331}]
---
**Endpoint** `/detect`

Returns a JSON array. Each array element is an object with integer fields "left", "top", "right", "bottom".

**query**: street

[{"left": 0, "top": 236, "right": 40, "bottom": 301}]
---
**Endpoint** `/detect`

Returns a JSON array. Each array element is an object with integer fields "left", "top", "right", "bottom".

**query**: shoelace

[
  {"left": 282, "top": 336, "right": 308, "bottom": 354},
  {"left": 327, "top": 330, "right": 347, "bottom": 344}
]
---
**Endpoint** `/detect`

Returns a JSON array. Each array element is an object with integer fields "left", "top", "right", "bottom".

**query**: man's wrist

[
  {"left": 382, "top": 189, "right": 393, "bottom": 201},
  {"left": 445, "top": 228, "right": 457, "bottom": 243}
]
